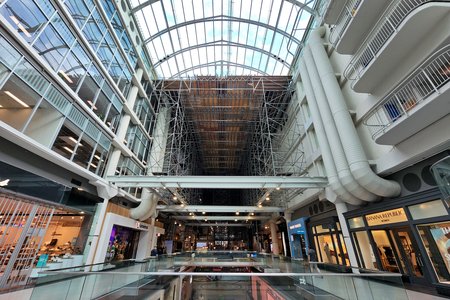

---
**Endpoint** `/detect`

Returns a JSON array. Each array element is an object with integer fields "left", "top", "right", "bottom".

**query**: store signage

[
  {"left": 366, "top": 208, "right": 408, "bottom": 226},
  {"left": 135, "top": 221, "right": 149, "bottom": 230},
  {"left": 289, "top": 224, "right": 301, "bottom": 230}
]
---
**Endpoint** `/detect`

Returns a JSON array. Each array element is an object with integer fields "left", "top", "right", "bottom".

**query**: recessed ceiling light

[
  {"left": 63, "top": 146, "right": 74, "bottom": 154},
  {"left": 10, "top": 15, "right": 31, "bottom": 37},
  {"left": 58, "top": 70, "right": 73, "bottom": 83},
  {"left": 4, "top": 91, "right": 29, "bottom": 108}
]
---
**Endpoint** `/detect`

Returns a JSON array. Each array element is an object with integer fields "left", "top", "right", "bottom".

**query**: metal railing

[
  {"left": 328, "top": 0, "right": 362, "bottom": 46},
  {"left": 363, "top": 45, "right": 450, "bottom": 139},
  {"left": 343, "top": 0, "right": 434, "bottom": 82}
]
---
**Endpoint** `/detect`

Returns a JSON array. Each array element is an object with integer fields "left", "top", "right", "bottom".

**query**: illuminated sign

[
  {"left": 289, "top": 224, "right": 301, "bottom": 230},
  {"left": 366, "top": 208, "right": 407, "bottom": 226}
]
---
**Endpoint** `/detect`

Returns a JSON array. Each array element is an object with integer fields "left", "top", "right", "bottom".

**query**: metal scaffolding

[{"left": 144, "top": 76, "right": 308, "bottom": 207}]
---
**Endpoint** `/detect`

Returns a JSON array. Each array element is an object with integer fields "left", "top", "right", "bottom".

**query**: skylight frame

[{"left": 131, "top": 0, "right": 319, "bottom": 78}]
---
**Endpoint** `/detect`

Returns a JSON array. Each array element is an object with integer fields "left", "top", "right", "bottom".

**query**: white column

[
  {"left": 334, "top": 200, "right": 359, "bottom": 268},
  {"left": 270, "top": 220, "right": 280, "bottom": 255}
]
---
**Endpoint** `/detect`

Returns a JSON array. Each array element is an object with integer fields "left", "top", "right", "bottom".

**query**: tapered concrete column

[
  {"left": 270, "top": 220, "right": 280, "bottom": 255},
  {"left": 334, "top": 200, "right": 359, "bottom": 268},
  {"left": 84, "top": 184, "right": 118, "bottom": 266},
  {"left": 284, "top": 211, "right": 292, "bottom": 224}
]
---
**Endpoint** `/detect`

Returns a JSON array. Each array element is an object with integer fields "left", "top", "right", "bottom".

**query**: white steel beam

[
  {"left": 107, "top": 175, "right": 328, "bottom": 189},
  {"left": 156, "top": 205, "right": 284, "bottom": 213},
  {"left": 184, "top": 223, "right": 251, "bottom": 227},
  {"left": 173, "top": 215, "right": 270, "bottom": 221}
]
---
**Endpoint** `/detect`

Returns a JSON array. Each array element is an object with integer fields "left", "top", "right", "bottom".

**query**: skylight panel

[
  {"left": 196, "top": 23, "right": 206, "bottom": 44},
  {"left": 172, "top": 0, "right": 185, "bottom": 23},
  {"left": 170, "top": 29, "right": 181, "bottom": 52},
  {"left": 259, "top": 0, "right": 271, "bottom": 24},
  {"left": 212, "top": 0, "right": 221, "bottom": 17},
  {"left": 203, "top": 0, "right": 213, "bottom": 18},
  {"left": 130, "top": 0, "right": 140, "bottom": 8},
  {"left": 268, "top": 0, "right": 282, "bottom": 27},
  {"left": 231, "top": 0, "right": 242, "bottom": 18},
  {"left": 176, "top": 53, "right": 185, "bottom": 71},
  {"left": 250, "top": 0, "right": 263, "bottom": 22},
  {"left": 238, "top": 23, "right": 248, "bottom": 44},
  {"left": 160, "top": 61, "right": 170, "bottom": 77},
  {"left": 274, "top": 61, "right": 284, "bottom": 75},
  {"left": 183, "top": 1, "right": 195, "bottom": 22},
  {"left": 230, "top": 22, "right": 239, "bottom": 43},
  {"left": 240, "top": 1, "right": 251, "bottom": 20},
  {"left": 278, "top": 3, "right": 293, "bottom": 33},
  {"left": 134, "top": 0, "right": 320, "bottom": 77},
  {"left": 136, "top": 11, "right": 150, "bottom": 39},
  {"left": 162, "top": 0, "right": 176, "bottom": 27},
  {"left": 151, "top": 2, "right": 167, "bottom": 31},
  {"left": 223, "top": 0, "right": 231, "bottom": 17}
]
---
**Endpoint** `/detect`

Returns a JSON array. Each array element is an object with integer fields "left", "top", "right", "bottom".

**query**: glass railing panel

[{"left": 364, "top": 45, "right": 450, "bottom": 140}]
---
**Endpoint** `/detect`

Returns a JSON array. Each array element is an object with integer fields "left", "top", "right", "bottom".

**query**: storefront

[
  {"left": 95, "top": 212, "right": 154, "bottom": 263},
  {"left": 345, "top": 189, "right": 450, "bottom": 292},
  {"left": 287, "top": 217, "right": 308, "bottom": 259},
  {"left": 309, "top": 217, "right": 349, "bottom": 266}
]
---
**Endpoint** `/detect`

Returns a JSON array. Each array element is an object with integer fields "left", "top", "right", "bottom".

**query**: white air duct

[
  {"left": 308, "top": 27, "right": 401, "bottom": 198},
  {"left": 299, "top": 60, "right": 363, "bottom": 205},
  {"left": 303, "top": 48, "right": 377, "bottom": 202},
  {"left": 130, "top": 188, "right": 158, "bottom": 221}
]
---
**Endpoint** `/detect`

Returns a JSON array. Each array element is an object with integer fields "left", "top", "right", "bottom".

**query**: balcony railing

[
  {"left": 328, "top": 0, "right": 362, "bottom": 46},
  {"left": 363, "top": 45, "right": 450, "bottom": 140},
  {"left": 343, "top": 0, "right": 432, "bottom": 82}
]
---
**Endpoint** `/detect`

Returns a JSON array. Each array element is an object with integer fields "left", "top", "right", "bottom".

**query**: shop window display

[
  {"left": 105, "top": 225, "right": 139, "bottom": 262},
  {"left": 417, "top": 222, "right": 450, "bottom": 284}
]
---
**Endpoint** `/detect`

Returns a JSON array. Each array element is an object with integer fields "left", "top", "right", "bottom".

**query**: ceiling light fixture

[
  {"left": 63, "top": 146, "right": 74, "bottom": 154},
  {"left": 202, "top": 211, "right": 206, "bottom": 215},
  {"left": 276, "top": 187, "right": 281, "bottom": 190},
  {"left": 87, "top": 100, "right": 98, "bottom": 110},
  {"left": 58, "top": 70, "right": 73, "bottom": 84},
  {"left": 4, "top": 91, "right": 29, "bottom": 108},
  {"left": 0, "top": 179, "right": 10, "bottom": 187},
  {"left": 235, "top": 211, "right": 239, "bottom": 215},
  {"left": 10, "top": 15, "right": 31, "bottom": 37}
]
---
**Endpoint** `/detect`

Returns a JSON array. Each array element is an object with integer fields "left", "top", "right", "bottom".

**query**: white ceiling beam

[
  {"left": 156, "top": 205, "right": 284, "bottom": 213},
  {"left": 173, "top": 215, "right": 270, "bottom": 221},
  {"left": 107, "top": 175, "right": 328, "bottom": 189}
]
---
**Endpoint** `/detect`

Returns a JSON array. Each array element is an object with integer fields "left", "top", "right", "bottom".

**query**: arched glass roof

[{"left": 130, "top": 0, "right": 320, "bottom": 78}]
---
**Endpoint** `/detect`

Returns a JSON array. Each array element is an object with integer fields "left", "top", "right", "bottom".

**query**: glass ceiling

[{"left": 130, "top": 0, "right": 319, "bottom": 78}]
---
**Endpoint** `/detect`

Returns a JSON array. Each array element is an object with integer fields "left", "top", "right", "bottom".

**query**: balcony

[
  {"left": 28, "top": 252, "right": 408, "bottom": 300},
  {"left": 364, "top": 45, "right": 450, "bottom": 145},
  {"left": 329, "top": 0, "right": 391, "bottom": 54},
  {"left": 344, "top": 0, "right": 450, "bottom": 93}
]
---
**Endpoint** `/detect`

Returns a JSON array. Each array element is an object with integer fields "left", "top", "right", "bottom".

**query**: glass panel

[
  {"left": 417, "top": 222, "right": 450, "bottom": 283},
  {"left": 64, "top": 0, "right": 90, "bottom": 28},
  {"left": 353, "top": 231, "right": 377, "bottom": 269},
  {"left": 24, "top": 98, "right": 64, "bottom": 147},
  {"left": 395, "top": 230, "right": 424, "bottom": 277},
  {"left": 316, "top": 235, "right": 337, "bottom": 264},
  {"left": 372, "top": 230, "right": 400, "bottom": 273},
  {"left": 58, "top": 51, "right": 86, "bottom": 91},
  {"left": 52, "top": 124, "right": 82, "bottom": 160},
  {"left": 0, "top": 35, "right": 22, "bottom": 69},
  {"left": 73, "top": 133, "right": 96, "bottom": 169},
  {"left": 1, "top": 0, "right": 47, "bottom": 43},
  {"left": 0, "top": 74, "right": 41, "bottom": 131},
  {"left": 33, "top": 24, "right": 69, "bottom": 71},
  {"left": 78, "top": 72, "right": 100, "bottom": 110},
  {"left": 409, "top": 200, "right": 447, "bottom": 220}
]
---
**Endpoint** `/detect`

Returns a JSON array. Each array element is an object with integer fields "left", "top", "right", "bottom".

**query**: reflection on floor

[{"left": 191, "top": 276, "right": 252, "bottom": 300}]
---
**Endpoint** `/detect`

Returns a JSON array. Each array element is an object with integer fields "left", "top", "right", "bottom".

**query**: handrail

[
  {"left": 363, "top": 44, "right": 450, "bottom": 139},
  {"left": 328, "top": 0, "right": 362, "bottom": 46},
  {"left": 37, "top": 270, "right": 403, "bottom": 277},
  {"left": 343, "top": 0, "right": 434, "bottom": 81}
]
